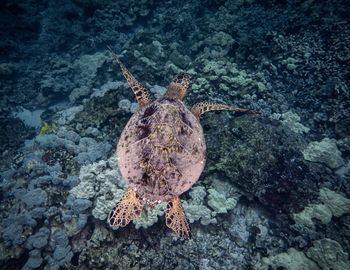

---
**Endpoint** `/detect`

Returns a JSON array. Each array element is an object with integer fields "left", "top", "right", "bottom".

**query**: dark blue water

[{"left": 0, "top": 0, "right": 349, "bottom": 269}]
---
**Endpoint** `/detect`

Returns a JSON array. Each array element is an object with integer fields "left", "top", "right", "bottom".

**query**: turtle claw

[
  {"left": 165, "top": 197, "right": 192, "bottom": 240},
  {"left": 108, "top": 187, "right": 143, "bottom": 229}
]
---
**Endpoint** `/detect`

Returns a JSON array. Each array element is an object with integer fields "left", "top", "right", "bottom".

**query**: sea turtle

[{"left": 107, "top": 51, "right": 257, "bottom": 239}]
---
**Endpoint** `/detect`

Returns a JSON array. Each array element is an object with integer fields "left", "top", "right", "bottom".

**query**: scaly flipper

[
  {"left": 165, "top": 197, "right": 191, "bottom": 240},
  {"left": 164, "top": 73, "right": 192, "bottom": 100},
  {"left": 108, "top": 187, "right": 143, "bottom": 228},
  {"left": 191, "top": 102, "right": 259, "bottom": 119},
  {"left": 110, "top": 51, "right": 152, "bottom": 107}
]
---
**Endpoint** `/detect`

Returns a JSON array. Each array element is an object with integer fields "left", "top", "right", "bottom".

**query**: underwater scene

[{"left": 0, "top": 0, "right": 350, "bottom": 269}]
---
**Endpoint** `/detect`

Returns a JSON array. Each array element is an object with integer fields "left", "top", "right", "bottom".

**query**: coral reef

[
  {"left": 70, "top": 158, "right": 125, "bottom": 221},
  {"left": 71, "top": 157, "right": 240, "bottom": 229},
  {"left": 293, "top": 188, "right": 350, "bottom": 227},
  {"left": 261, "top": 238, "right": 350, "bottom": 270},
  {"left": 271, "top": 111, "right": 310, "bottom": 134},
  {"left": 205, "top": 115, "right": 322, "bottom": 213},
  {"left": 1, "top": 0, "right": 350, "bottom": 268},
  {"left": 307, "top": 238, "right": 350, "bottom": 270},
  {"left": 262, "top": 248, "right": 319, "bottom": 270},
  {"left": 13, "top": 107, "right": 44, "bottom": 129},
  {"left": 302, "top": 138, "right": 344, "bottom": 169}
]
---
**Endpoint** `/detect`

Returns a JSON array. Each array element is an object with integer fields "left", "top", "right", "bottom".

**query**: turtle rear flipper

[
  {"left": 165, "top": 197, "right": 191, "bottom": 240},
  {"left": 108, "top": 187, "right": 143, "bottom": 228}
]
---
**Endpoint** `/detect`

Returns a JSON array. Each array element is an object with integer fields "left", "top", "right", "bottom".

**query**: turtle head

[{"left": 164, "top": 73, "right": 192, "bottom": 100}]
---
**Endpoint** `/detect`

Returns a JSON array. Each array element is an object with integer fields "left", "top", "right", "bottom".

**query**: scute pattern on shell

[{"left": 117, "top": 96, "right": 206, "bottom": 203}]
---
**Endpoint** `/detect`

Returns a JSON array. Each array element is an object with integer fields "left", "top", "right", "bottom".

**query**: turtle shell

[{"left": 117, "top": 96, "right": 206, "bottom": 203}]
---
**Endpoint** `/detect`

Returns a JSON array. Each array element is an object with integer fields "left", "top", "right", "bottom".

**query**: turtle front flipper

[
  {"left": 164, "top": 73, "right": 192, "bottom": 100},
  {"left": 165, "top": 197, "right": 191, "bottom": 240},
  {"left": 108, "top": 187, "right": 143, "bottom": 229},
  {"left": 110, "top": 51, "right": 152, "bottom": 107},
  {"left": 191, "top": 102, "right": 259, "bottom": 119}
]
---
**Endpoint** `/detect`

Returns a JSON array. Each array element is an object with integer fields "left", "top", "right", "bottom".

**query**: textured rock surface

[
  {"left": 13, "top": 107, "right": 44, "bottom": 128},
  {"left": 262, "top": 238, "right": 350, "bottom": 270},
  {"left": 25, "top": 227, "right": 50, "bottom": 249},
  {"left": 205, "top": 115, "right": 321, "bottom": 213},
  {"left": 306, "top": 238, "right": 350, "bottom": 270},
  {"left": 22, "top": 249, "right": 43, "bottom": 270},
  {"left": 262, "top": 248, "right": 319, "bottom": 270}
]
